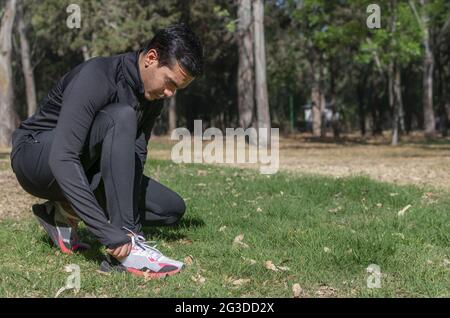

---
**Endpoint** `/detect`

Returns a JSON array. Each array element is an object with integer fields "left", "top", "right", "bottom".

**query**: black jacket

[{"left": 17, "top": 50, "right": 164, "bottom": 248}]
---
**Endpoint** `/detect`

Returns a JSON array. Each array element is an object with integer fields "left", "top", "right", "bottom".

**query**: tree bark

[
  {"left": 17, "top": 2, "right": 37, "bottom": 118},
  {"left": 253, "top": 0, "right": 271, "bottom": 146},
  {"left": 393, "top": 66, "right": 405, "bottom": 145},
  {"left": 420, "top": 0, "right": 436, "bottom": 138},
  {"left": 0, "top": 0, "right": 19, "bottom": 148},
  {"left": 388, "top": 61, "right": 399, "bottom": 146},
  {"left": 389, "top": 0, "right": 399, "bottom": 146},
  {"left": 330, "top": 62, "right": 339, "bottom": 138},
  {"left": 311, "top": 54, "right": 322, "bottom": 137},
  {"left": 237, "top": 0, "right": 255, "bottom": 134},
  {"left": 437, "top": 48, "right": 449, "bottom": 136}
]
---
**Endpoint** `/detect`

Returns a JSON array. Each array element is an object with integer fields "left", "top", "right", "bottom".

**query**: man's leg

[
  {"left": 79, "top": 102, "right": 141, "bottom": 234},
  {"left": 138, "top": 175, "right": 186, "bottom": 226}
]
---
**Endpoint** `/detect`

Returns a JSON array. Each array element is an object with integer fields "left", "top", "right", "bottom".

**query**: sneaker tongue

[{"left": 132, "top": 236, "right": 163, "bottom": 260}]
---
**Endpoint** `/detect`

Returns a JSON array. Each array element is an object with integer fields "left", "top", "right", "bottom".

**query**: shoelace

[{"left": 124, "top": 228, "right": 163, "bottom": 260}]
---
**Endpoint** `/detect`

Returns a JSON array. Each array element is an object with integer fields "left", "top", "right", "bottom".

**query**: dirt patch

[
  {"left": 0, "top": 168, "right": 44, "bottom": 221},
  {"left": 2, "top": 133, "right": 450, "bottom": 220},
  {"left": 149, "top": 133, "right": 450, "bottom": 190}
]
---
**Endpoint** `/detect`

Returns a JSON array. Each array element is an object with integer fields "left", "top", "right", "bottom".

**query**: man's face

[{"left": 139, "top": 49, "right": 194, "bottom": 101}]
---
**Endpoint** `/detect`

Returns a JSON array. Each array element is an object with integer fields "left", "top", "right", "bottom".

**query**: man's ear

[{"left": 145, "top": 49, "right": 158, "bottom": 67}]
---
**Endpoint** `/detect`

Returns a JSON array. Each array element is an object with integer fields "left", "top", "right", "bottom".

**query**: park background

[{"left": 0, "top": 0, "right": 449, "bottom": 297}]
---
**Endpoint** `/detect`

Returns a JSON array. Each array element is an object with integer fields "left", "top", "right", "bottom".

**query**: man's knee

[
  {"left": 101, "top": 103, "right": 136, "bottom": 128},
  {"left": 142, "top": 194, "right": 186, "bottom": 226},
  {"left": 169, "top": 195, "right": 186, "bottom": 224},
  {"left": 161, "top": 194, "right": 186, "bottom": 225}
]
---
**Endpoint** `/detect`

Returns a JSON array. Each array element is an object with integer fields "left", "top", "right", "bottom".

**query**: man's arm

[{"left": 48, "top": 59, "right": 130, "bottom": 249}]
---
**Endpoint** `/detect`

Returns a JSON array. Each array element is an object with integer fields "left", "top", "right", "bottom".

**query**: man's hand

[{"left": 106, "top": 242, "right": 132, "bottom": 260}]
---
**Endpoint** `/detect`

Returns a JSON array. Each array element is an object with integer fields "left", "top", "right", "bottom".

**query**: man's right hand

[{"left": 106, "top": 242, "right": 132, "bottom": 260}]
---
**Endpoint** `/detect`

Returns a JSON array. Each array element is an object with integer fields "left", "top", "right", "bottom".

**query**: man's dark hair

[{"left": 144, "top": 24, "right": 204, "bottom": 77}]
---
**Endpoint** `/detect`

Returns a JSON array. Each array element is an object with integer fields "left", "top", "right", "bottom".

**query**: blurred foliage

[{"left": 7, "top": 0, "right": 450, "bottom": 134}]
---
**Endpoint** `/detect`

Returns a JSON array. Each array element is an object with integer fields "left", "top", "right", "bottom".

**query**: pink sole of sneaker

[{"left": 126, "top": 267, "right": 182, "bottom": 279}]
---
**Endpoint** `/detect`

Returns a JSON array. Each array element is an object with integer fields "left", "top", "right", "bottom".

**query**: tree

[
  {"left": 253, "top": 0, "right": 271, "bottom": 146},
  {"left": 357, "top": 0, "right": 422, "bottom": 145},
  {"left": 0, "top": 0, "right": 19, "bottom": 147},
  {"left": 17, "top": 0, "right": 37, "bottom": 117},
  {"left": 237, "top": 0, "right": 255, "bottom": 131},
  {"left": 409, "top": 0, "right": 436, "bottom": 138}
]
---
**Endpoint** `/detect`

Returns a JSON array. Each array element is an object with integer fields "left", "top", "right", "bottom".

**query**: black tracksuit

[{"left": 10, "top": 50, "right": 185, "bottom": 248}]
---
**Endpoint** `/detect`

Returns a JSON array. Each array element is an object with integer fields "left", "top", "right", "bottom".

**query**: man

[{"left": 10, "top": 24, "right": 203, "bottom": 278}]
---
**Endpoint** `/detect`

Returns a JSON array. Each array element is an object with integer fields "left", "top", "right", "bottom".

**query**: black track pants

[{"left": 11, "top": 103, "right": 185, "bottom": 247}]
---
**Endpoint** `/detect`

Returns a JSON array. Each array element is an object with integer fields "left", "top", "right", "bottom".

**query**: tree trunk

[
  {"left": 237, "top": 0, "right": 255, "bottom": 130},
  {"left": 0, "top": 0, "right": 19, "bottom": 148},
  {"left": 168, "top": 94, "right": 177, "bottom": 133},
  {"left": 393, "top": 65, "right": 404, "bottom": 145},
  {"left": 420, "top": 0, "right": 436, "bottom": 138},
  {"left": 357, "top": 67, "right": 369, "bottom": 137},
  {"left": 388, "top": 60, "right": 399, "bottom": 146},
  {"left": 436, "top": 46, "right": 445, "bottom": 136},
  {"left": 311, "top": 55, "right": 322, "bottom": 137},
  {"left": 330, "top": 63, "right": 339, "bottom": 138},
  {"left": 17, "top": 2, "right": 37, "bottom": 118},
  {"left": 253, "top": 0, "right": 271, "bottom": 146},
  {"left": 370, "top": 76, "right": 383, "bottom": 136},
  {"left": 389, "top": 0, "right": 399, "bottom": 146}
]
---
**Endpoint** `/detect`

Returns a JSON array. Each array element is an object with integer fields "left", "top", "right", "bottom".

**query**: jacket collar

[{"left": 121, "top": 49, "right": 145, "bottom": 96}]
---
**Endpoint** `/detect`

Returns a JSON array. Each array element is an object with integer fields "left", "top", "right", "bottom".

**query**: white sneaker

[{"left": 110, "top": 228, "right": 184, "bottom": 278}]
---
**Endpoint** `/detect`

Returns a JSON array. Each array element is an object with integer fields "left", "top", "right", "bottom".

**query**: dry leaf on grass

[
  {"left": 265, "top": 260, "right": 289, "bottom": 272},
  {"left": 232, "top": 278, "right": 251, "bottom": 286},
  {"left": 265, "top": 261, "right": 279, "bottom": 272},
  {"left": 397, "top": 204, "right": 412, "bottom": 217},
  {"left": 95, "top": 270, "right": 111, "bottom": 276},
  {"left": 197, "top": 170, "right": 208, "bottom": 176},
  {"left": 292, "top": 283, "right": 302, "bottom": 298},
  {"left": 191, "top": 274, "right": 206, "bottom": 284},
  {"left": 242, "top": 257, "right": 257, "bottom": 265},
  {"left": 184, "top": 255, "right": 194, "bottom": 266},
  {"left": 233, "top": 234, "right": 249, "bottom": 248},
  {"left": 178, "top": 238, "right": 193, "bottom": 245},
  {"left": 316, "top": 285, "right": 338, "bottom": 297},
  {"left": 219, "top": 226, "right": 227, "bottom": 232}
]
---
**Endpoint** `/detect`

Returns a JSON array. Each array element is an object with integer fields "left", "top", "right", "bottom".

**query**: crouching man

[{"left": 10, "top": 24, "right": 203, "bottom": 278}]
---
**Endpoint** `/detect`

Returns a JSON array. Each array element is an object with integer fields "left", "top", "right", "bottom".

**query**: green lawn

[{"left": 0, "top": 159, "right": 448, "bottom": 297}]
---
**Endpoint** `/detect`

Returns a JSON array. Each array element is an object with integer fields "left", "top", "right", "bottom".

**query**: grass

[{"left": 0, "top": 159, "right": 449, "bottom": 297}]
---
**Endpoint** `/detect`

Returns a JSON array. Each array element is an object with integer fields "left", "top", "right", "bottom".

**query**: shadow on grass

[
  {"left": 141, "top": 216, "right": 206, "bottom": 240},
  {"left": 38, "top": 231, "right": 105, "bottom": 264}
]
